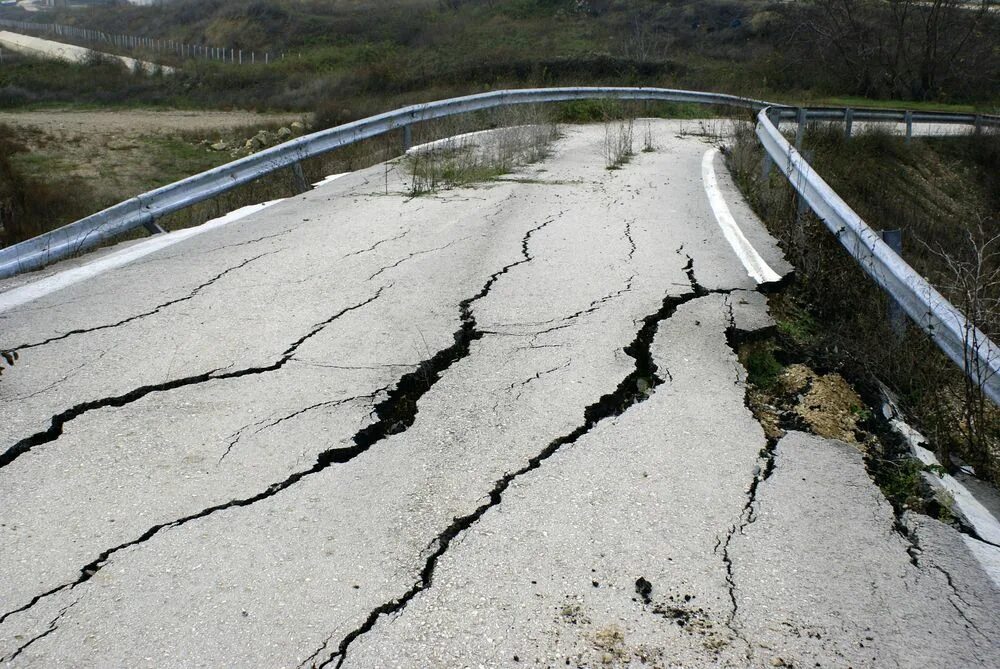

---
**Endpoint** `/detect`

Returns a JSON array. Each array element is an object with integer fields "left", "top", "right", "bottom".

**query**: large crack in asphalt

[
  {"left": 901, "top": 524, "right": 992, "bottom": 646},
  {"left": 492, "top": 274, "right": 636, "bottom": 334},
  {"left": 352, "top": 216, "right": 558, "bottom": 448},
  {"left": 0, "top": 215, "right": 558, "bottom": 633},
  {"left": 0, "top": 287, "right": 387, "bottom": 472},
  {"left": 5, "top": 252, "right": 276, "bottom": 353},
  {"left": 306, "top": 258, "right": 724, "bottom": 669},
  {"left": 713, "top": 297, "right": 994, "bottom": 659},
  {"left": 0, "top": 599, "right": 77, "bottom": 663},
  {"left": 624, "top": 218, "right": 637, "bottom": 261},
  {"left": 0, "top": 290, "right": 389, "bottom": 627},
  {"left": 367, "top": 238, "right": 465, "bottom": 281},
  {"left": 714, "top": 294, "right": 780, "bottom": 654},
  {"left": 218, "top": 391, "right": 390, "bottom": 463}
]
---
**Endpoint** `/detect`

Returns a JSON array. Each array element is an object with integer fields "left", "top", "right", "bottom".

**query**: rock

[
  {"left": 277, "top": 127, "right": 292, "bottom": 139},
  {"left": 781, "top": 364, "right": 867, "bottom": 444},
  {"left": 290, "top": 121, "right": 305, "bottom": 132},
  {"left": 210, "top": 141, "right": 228, "bottom": 151},
  {"left": 634, "top": 577, "right": 652, "bottom": 603}
]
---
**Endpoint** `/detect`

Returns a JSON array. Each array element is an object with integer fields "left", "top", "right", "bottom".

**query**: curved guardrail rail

[
  {"left": 756, "top": 108, "right": 1000, "bottom": 405},
  {"left": 0, "top": 86, "right": 997, "bottom": 403},
  {"left": 0, "top": 87, "right": 765, "bottom": 280}
]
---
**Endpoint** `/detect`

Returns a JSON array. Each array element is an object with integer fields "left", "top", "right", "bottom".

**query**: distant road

[
  {"left": 0, "top": 109, "right": 305, "bottom": 137},
  {"left": 0, "top": 121, "right": 998, "bottom": 668},
  {"left": 0, "top": 30, "right": 171, "bottom": 73}
]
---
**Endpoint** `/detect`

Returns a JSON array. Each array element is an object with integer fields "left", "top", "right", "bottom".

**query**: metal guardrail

[
  {"left": 756, "top": 108, "right": 1000, "bottom": 405},
  {"left": 0, "top": 87, "right": 765, "bottom": 280},
  {"left": 0, "top": 85, "right": 997, "bottom": 403}
]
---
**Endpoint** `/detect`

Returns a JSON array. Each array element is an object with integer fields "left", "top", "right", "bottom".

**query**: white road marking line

[
  {"left": 701, "top": 148, "right": 782, "bottom": 285},
  {"left": 405, "top": 128, "right": 500, "bottom": 155},
  {"left": 312, "top": 172, "right": 349, "bottom": 188},
  {"left": 889, "top": 413, "right": 1000, "bottom": 586},
  {"left": 405, "top": 126, "right": 534, "bottom": 155},
  {"left": 0, "top": 199, "right": 284, "bottom": 314},
  {"left": 963, "top": 536, "right": 1000, "bottom": 590}
]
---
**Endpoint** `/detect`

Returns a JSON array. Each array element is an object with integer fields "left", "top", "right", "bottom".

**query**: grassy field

[
  {"left": 0, "top": 0, "right": 991, "bottom": 115},
  {"left": 0, "top": 0, "right": 994, "bottom": 250},
  {"left": 813, "top": 97, "right": 986, "bottom": 114},
  {"left": 0, "top": 110, "right": 304, "bottom": 246}
]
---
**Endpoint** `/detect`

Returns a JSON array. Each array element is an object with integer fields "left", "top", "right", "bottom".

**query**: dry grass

[
  {"left": 603, "top": 117, "right": 635, "bottom": 170},
  {"left": 405, "top": 105, "right": 559, "bottom": 195}
]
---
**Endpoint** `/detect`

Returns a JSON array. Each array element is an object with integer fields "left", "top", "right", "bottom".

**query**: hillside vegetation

[{"left": 0, "top": 0, "right": 996, "bottom": 117}]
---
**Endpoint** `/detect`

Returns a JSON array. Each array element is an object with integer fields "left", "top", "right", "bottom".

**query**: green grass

[
  {"left": 554, "top": 99, "right": 717, "bottom": 124},
  {"left": 409, "top": 163, "right": 507, "bottom": 194},
  {"left": 11, "top": 100, "right": 190, "bottom": 112},
  {"left": 8, "top": 151, "right": 70, "bottom": 174},
  {"left": 4, "top": 1, "right": 997, "bottom": 117},
  {"left": 740, "top": 341, "right": 784, "bottom": 391},
  {"left": 872, "top": 457, "right": 926, "bottom": 511},
  {"left": 812, "top": 96, "right": 987, "bottom": 114},
  {"left": 773, "top": 297, "right": 819, "bottom": 344},
  {"left": 146, "top": 137, "right": 231, "bottom": 185}
]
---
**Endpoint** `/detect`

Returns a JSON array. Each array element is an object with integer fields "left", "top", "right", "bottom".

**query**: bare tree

[
  {"left": 621, "top": 13, "right": 659, "bottom": 63},
  {"left": 931, "top": 221, "right": 1000, "bottom": 478},
  {"left": 800, "top": 0, "right": 997, "bottom": 99}
]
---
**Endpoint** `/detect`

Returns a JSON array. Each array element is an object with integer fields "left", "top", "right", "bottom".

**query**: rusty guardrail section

[{"left": 0, "top": 86, "right": 997, "bottom": 402}]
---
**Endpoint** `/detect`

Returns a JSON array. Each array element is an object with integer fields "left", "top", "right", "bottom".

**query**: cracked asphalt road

[{"left": 1, "top": 121, "right": 997, "bottom": 668}]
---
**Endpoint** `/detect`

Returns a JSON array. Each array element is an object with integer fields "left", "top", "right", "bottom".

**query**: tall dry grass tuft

[
  {"left": 406, "top": 104, "right": 560, "bottom": 195},
  {"left": 603, "top": 117, "right": 634, "bottom": 169}
]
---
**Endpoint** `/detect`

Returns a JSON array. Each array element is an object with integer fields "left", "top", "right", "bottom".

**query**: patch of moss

[{"left": 740, "top": 341, "right": 784, "bottom": 390}]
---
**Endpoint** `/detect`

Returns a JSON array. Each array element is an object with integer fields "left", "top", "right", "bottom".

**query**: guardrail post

[
  {"left": 760, "top": 109, "right": 782, "bottom": 180},
  {"left": 290, "top": 161, "right": 309, "bottom": 194},
  {"left": 974, "top": 114, "right": 983, "bottom": 134},
  {"left": 904, "top": 110, "right": 913, "bottom": 144},
  {"left": 794, "top": 107, "right": 807, "bottom": 152},
  {"left": 796, "top": 149, "right": 814, "bottom": 226},
  {"left": 402, "top": 124, "right": 412, "bottom": 152},
  {"left": 844, "top": 108, "right": 854, "bottom": 139},
  {"left": 143, "top": 220, "right": 167, "bottom": 235},
  {"left": 880, "top": 228, "right": 907, "bottom": 338}
]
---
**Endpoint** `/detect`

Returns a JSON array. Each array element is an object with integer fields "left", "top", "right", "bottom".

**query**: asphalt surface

[
  {"left": 0, "top": 121, "right": 997, "bottom": 668},
  {"left": 0, "top": 31, "right": 169, "bottom": 74}
]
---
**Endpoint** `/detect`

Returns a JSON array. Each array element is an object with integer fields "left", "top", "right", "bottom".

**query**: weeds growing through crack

[
  {"left": 604, "top": 116, "right": 635, "bottom": 170},
  {"left": 642, "top": 119, "right": 657, "bottom": 153},
  {"left": 406, "top": 105, "right": 559, "bottom": 195}
]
